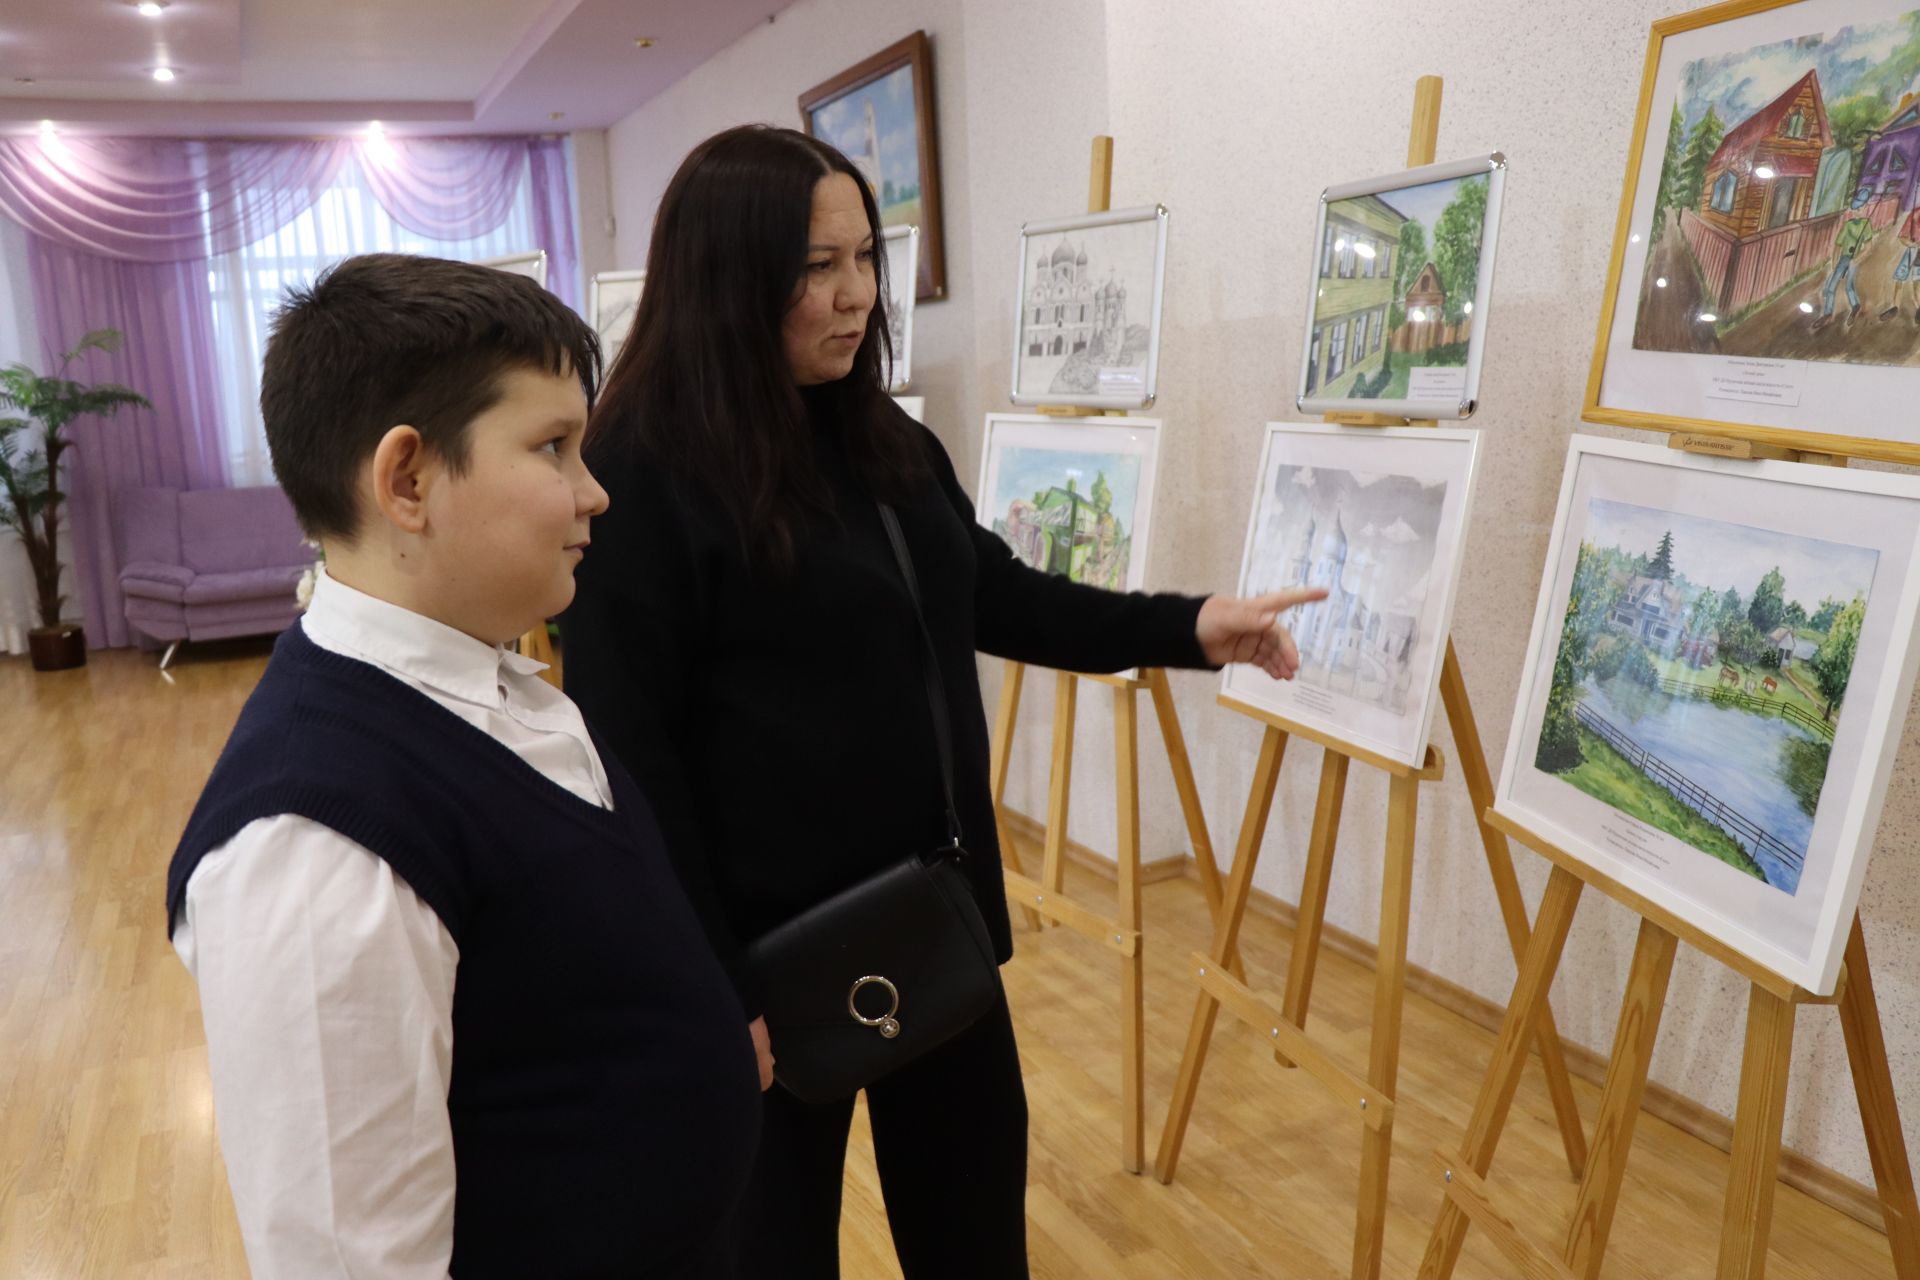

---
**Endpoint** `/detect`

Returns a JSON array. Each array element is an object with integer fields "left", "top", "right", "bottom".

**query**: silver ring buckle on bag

[{"left": 848, "top": 975, "right": 901, "bottom": 1039}]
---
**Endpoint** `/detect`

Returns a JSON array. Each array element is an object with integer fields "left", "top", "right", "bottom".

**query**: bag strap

[{"left": 876, "top": 502, "right": 964, "bottom": 849}]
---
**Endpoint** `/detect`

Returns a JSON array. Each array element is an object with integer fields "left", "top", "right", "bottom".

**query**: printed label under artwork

[
  {"left": 1097, "top": 365, "right": 1146, "bottom": 395},
  {"left": 1407, "top": 366, "right": 1468, "bottom": 400},
  {"left": 1702, "top": 358, "right": 1805, "bottom": 408}
]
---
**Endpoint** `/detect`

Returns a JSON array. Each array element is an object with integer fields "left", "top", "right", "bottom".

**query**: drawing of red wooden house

[{"left": 1698, "top": 70, "right": 1832, "bottom": 237}]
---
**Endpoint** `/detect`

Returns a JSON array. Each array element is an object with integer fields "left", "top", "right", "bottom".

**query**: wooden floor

[{"left": 0, "top": 646, "right": 1897, "bottom": 1278}]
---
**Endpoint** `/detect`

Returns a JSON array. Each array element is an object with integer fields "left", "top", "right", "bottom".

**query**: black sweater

[{"left": 561, "top": 405, "right": 1211, "bottom": 1011}]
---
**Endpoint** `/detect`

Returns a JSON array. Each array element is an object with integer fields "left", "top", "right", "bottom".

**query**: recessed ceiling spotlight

[
  {"left": 549, "top": 111, "right": 566, "bottom": 121},
  {"left": 633, "top": 36, "right": 658, "bottom": 48},
  {"left": 136, "top": 1, "right": 169, "bottom": 16},
  {"left": 152, "top": 66, "right": 176, "bottom": 82},
  {"left": 39, "top": 120, "right": 56, "bottom": 137},
  {"left": 14, "top": 77, "right": 35, "bottom": 84}
]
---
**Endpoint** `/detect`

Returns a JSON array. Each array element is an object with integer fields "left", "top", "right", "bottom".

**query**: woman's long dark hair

[{"left": 589, "top": 124, "right": 925, "bottom": 570}]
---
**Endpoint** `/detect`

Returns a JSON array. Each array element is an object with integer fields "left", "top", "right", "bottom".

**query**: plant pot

[{"left": 28, "top": 624, "right": 87, "bottom": 672}]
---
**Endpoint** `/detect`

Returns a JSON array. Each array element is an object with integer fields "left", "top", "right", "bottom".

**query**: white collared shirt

[{"left": 172, "top": 569, "right": 612, "bottom": 1280}]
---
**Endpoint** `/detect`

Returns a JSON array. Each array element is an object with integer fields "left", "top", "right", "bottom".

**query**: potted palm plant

[{"left": 0, "top": 330, "right": 152, "bottom": 671}]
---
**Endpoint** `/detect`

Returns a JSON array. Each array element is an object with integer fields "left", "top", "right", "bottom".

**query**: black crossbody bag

[{"left": 741, "top": 503, "right": 1000, "bottom": 1104}]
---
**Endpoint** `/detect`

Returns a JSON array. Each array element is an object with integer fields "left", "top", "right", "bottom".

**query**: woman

[{"left": 562, "top": 124, "right": 1320, "bottom": 1278}]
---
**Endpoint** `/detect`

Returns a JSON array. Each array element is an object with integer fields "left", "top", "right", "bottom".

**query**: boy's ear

[{"left": 369, "top": 425, "right": 432, "bottom": 535}]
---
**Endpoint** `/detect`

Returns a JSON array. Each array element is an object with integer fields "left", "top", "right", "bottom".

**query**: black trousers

[{"left": 727, "top": 989, "right": 1029, "bottom": 1279}]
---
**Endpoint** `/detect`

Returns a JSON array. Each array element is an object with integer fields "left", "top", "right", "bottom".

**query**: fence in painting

[
  {"left": 1653, "top": 674, "right": 1835, "bottom": 740},
  {"left": 1573, "top": 701, "right": 1803, "bottom": 878},
  {"left": 1680, "top": 196, "right": 1901, "bottom": 317}
]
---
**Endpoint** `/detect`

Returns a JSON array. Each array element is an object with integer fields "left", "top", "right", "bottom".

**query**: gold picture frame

[{"left": 1586, "top": 0, "right": 1920, "bottom": 465}]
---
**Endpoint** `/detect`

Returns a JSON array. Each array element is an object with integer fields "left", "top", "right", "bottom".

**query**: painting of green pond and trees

[{"left": 1534, "top": 498, "right": 1876, "bottom": 895}]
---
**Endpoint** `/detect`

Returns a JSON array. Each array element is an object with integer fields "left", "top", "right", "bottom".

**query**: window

[
  {"left": 1322, "top": 226, "right": 1337, "bottom": 277},
  {"left": 1784, "top": 108, "right": 1806, "bottom": 140},
  {"left": 1338, "top": 237, "right": 1356, "bottom": 278},
  {"left": 1354, "top": 312, "right": 1370, "bottom": 358},
  {"left": 207, "top": 153, "right": 545, "bottom": 486},
  {"left": 1328, "top": 321, "right": 1349, "bottom": 378},
  {"left": 1710, "top": 171, "right": 1737, "bottom": 213},
  {"left": 1306, "top": 330, "right": 1321, "bottom": 393}
]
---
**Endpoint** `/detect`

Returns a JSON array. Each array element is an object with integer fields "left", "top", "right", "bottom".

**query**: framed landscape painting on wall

[
  {"left": 883, "top": 225, "right": 919, "bottom": 391},
  {"left": 1589, "top": 0, "right": 1920, "bottom": 463},
  {"left": 976, "top": 414, "right": 1161, "bottom": 605},
  {"left": 1010, "top": 205, "right": 1169, "bottom": 410},
  {"left": 801, "top": 31, "right": 947, "bottom": 301},
  {"left": 1221, "top": 423, "right": 1482, "bottom": 767},
  {"left": 1296, "top": 154, "right": 1507, "bottom": 421},
  {"left": 1496, "top": 434, "right": 1920, "bottom": 993},
  {"left": 589, "top": 269, "right": 645, "bottom": 367}
]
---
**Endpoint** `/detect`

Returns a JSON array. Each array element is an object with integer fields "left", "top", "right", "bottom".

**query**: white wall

[{"left": 605, "top": 0, "right": 1920, "bottom": 1191}]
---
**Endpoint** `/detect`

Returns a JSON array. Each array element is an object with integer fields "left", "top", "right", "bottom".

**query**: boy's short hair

[{"left": 262, "top": 253, "right": 600, "bottom": 542}]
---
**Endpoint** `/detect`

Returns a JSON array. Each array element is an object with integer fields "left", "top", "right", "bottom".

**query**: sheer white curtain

[{"left": 207, "top": 153, "right": 543, "bottom": 487}]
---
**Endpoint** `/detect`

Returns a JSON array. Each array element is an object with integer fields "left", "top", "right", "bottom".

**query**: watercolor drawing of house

[
  {"left": 1608, "top": 574, "right": 1690, "bottom": 649},
  {"left": 1698, "top": 70, "right": 1832, "bottom": 237},
  {"left": 1306, "top": 194, "right": 1404, "bottom": 398}
]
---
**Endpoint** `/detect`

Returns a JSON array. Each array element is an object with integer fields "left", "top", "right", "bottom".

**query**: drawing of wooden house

[
  {"left": 1607, "top": 574, "right": 1689, "bottom": 649},
  {"left": 1767, "top": 625, "right": 1798, "bottom": 666},
  {"left": 1698, "top": 70, "right": 1832, "bottom": 237},
  {"left": 1307, "top": 195, "right": 1404, "bottom": 398},
  {"left": 1859, "top": 92, "right": 1920, "bottom": 211},
  {"left": 1401, "top": 261, "right": 1447, "bottom": 354}
]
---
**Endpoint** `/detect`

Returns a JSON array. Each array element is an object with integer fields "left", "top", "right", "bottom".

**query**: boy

[{"left": 166, "top": 255, "right": 761, "bottom": 1278}]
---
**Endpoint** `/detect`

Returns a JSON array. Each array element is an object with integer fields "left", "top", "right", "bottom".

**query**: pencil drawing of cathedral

[
  {"left": 1015, "top": 219, "right": 1160, "bottom": 399},
  {"left": 1247, "top": 464, "right": 1450, "bottom": 713}
]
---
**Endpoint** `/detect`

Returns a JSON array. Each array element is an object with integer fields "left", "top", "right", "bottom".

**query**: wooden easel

[
  {"left": 1149, "top": 77, "right": 1591, "bottom": 1280},
  {"left": 1416, "top": 438, "right": 1920, "bottom": 1280},
  {"left": 990, "top": 135, "right": 1229, "bottom": 1175}
]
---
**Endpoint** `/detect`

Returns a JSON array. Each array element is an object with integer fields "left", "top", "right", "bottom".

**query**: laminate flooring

[{"left": 0, "top": 646, "right": 1896, "bottom": 1277}]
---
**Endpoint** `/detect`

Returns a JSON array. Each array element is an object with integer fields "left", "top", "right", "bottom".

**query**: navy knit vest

[{"left": 168, "top": 624, "right": 762, "bottom": 1278}]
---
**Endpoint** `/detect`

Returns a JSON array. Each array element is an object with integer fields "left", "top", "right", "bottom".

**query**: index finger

[{"left": 1249, "top": 586, "right": 1329, "bottom": 616}]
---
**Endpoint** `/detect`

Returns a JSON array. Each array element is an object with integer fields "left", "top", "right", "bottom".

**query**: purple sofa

[{"left": 113, "top": 486, "right": 310, "bottom": 666}]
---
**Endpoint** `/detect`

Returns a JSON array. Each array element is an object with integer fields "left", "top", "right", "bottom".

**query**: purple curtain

[
  {"left": 529, "top": 138, "right": 581, "bottom": 311},
  {"left": 0, "top": 133, "right": 579, "bottom": 647},
  {"left": 0, "top": 136, "right": 349, "bottom": 262},
  {"left": 29, "top": 242, "right": 229, "bottom": 648}
]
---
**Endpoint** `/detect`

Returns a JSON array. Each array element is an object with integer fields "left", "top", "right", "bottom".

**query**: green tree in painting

[
  {"left": 1784, "top": 599, "right": 1807, "bottom": 629},
  {"left": 1536, "top": 588, "right": 1587, "bottom": 772},
  {"left": 1811, "top": 595, "right": 1843, "bottom": 632},
  {"left": 1811, "top": 595, "right": 1866, "bottom": 720},
  {"left": 1676, "top": 105, "right": 1726, "bottom": 213},
  {"left": 1091, "top": 470, "right": 1112, "bottom": 512},
  {"left": 1748, "top": 566, "right": 1787, "bottom": 635},
  {"left": 1647, "top": 529, "right": 1675, "bottom": 580},
  {"left": 1716, "top": 584, "right": 1744, "bottom": 631},
  {"left": 1653, "top": 103, "right": 1688, "bottom": 231},
  {"left": 1432, "top": 177, "right": 1488, "bottom": 325},
  {"left": 1827, "top": 92, "right": 1894, "bottom": 195},
  {"left": 1390, "top": 220, "right": 1428, "bottom": 330}
]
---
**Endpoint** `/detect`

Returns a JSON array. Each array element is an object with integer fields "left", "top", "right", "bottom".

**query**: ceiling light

[
  {"left": 549, "top": 111, "right": 565, "bottom": 122},
  {"left": 368, "top": 119, "right": 384, "bottom": 135},
  {"left": 633, "top": 36, "right": 658, "bottom": 48},
  {"left": 152, "top": 66, "right": 176, "bottom": 82},
  {"left": 15, "top": 77, "right": 35, "bottom": 85},
  {"left": 39, "top": 120, "right": 56, "bottom": 138},
  {"left": 136, "top": 1, "right": 168, "bottom": 15}
]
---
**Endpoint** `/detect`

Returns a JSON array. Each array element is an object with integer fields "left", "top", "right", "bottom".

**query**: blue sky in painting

[
  {"left": 1675, "top": 10, "right": 1920, "bottom": 133},
  {"left": 990, "top": 446, "right": 1143, "bottom": 532},
  {"left": 1585, "top": 498, "right": 1878, "bottom": 613},
  {"left": 811, "top": 64, "right": 921, "bottom": 194}
]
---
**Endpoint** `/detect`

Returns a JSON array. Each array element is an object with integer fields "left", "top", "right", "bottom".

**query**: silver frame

[
  {"left": 882, "top": 225, "right": 919, "bottom": 392},
  {"left": 479, "top": 249, "right": 548, "bottom": 289},
  {"left": 1296, "top": 153, "right": 1506, "bottom": 421},
  {"left": 1010, "top": 204, "right": 1170, "bottom": 410},
  {"left": 589, "top": 269, "right": 647, "bottom": 364}
]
